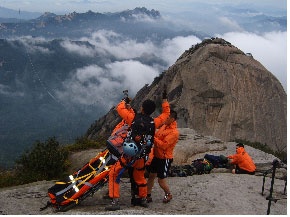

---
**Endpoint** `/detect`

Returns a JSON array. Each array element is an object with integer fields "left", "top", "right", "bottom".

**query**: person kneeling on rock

[{"left": 227, "top": 143, "right": 256, "bottom": 175}]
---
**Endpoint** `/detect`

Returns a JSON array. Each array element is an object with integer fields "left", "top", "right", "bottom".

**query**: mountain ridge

[
  {"left": 0, "top": 7, "right": 206, "bottom": 40},
  {"left": 33, "top": 7, "right": 160, "bottom": 24}
]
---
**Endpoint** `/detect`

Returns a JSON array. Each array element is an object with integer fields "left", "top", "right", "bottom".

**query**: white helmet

[{"left": 123, "top": 140, "right": 139, "bottom": 157}]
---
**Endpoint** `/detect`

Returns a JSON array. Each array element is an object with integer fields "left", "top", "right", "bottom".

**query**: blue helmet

[{"left": 123, "top": 140, "right": 139, "bottom": 157}]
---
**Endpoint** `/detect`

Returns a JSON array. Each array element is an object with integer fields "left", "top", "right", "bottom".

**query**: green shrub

[
  {"left": 0, "top": 169, "right": 21, "bottom": 188},
  {"left": 64, "top": 136, "right": 105, "bottom": 152},
  {"left": 15, "top": 137, "right": 69, "bottom": 183},
  {"left": 0, "top": 136, "right": 106, "bottom": 188}
]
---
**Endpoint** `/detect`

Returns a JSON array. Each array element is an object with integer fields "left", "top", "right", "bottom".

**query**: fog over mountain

[{"left": 0, "top": 5, "right": 286, "bottom": 167}]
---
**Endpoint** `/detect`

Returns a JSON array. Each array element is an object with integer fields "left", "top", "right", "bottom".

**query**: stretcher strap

[
  {"left": 96, "top": 152, "right": 112, "bottom": 175},
  {"left": 74, "top": 150, "right": 111, "bottom": 188},
  {"left": 63, "top": 195, "right": 79, "bottom": 204},
  {"left": 55, "top": 181, "right": 80, "bottom": 196},
  {"left": 83, "top": 182, "right": 93, "bottom": 188},
  {"left": 75, "top": 172, "right": 96, "bottom": 188},
  {"left": 88, "top": 149, "right": 109, "bottom": 172},
  {"left": 55, "top": 150, "right": 110, "bottom": 198}
]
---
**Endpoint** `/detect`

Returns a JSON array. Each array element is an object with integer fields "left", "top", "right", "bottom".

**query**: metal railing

[{"left": 261, "top": 159, "right": 287, "bottom": 215}]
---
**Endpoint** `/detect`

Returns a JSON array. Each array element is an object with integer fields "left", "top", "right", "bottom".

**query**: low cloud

[
  {"left": 10, "top": 36, "right": 52, "bottom": 54},
  {"left": 121, "top": 13, "right": 156, "bottom": 23},
  {"left": 216, "top": 31, "right": 287, "bottom": 92},
  {"left": 85, "top": 30, "right": 157, "bottom": 60},
  {"left": 0, "top": 84, "right": 24, "bottom": 97},
  {"left": 218, "top": 17, "right": 244, "bottom": 32},
  {"left": 57, "top": 31, "right": 201, "bottom": 108},
  {"left": 159, "top": 35, "right": 201, "bottom": 65},
  {"left": 61, "top": 30, "right": 157, "bottom": 59},
  {"left": 56, "top": 61, "right": 159, "bottom": 109},
  {"left": 60, "top": 40, "right": 96, "bottom": 57},
  {"left": 107, "top": 60, "right": 159, "bottom": 93},
  {"left": 56, "top": 64, "right": 120, "bottom": 108},
  {"left": 63, "top": 30, "right": 200, "bottom": 65},
  {"left": 57, "top": 30, "right": 286, "bottom": 109}
]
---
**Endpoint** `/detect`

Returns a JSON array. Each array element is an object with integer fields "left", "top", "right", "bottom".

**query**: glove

[
  {"left": 162, "top": 89, "right": 167, "bottom": 99},
  {"left": 123, "top": 97, "right": 131, "bottom": 104}
]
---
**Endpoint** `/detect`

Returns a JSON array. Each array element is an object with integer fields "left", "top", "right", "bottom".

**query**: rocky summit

[
  {"left": 0, "top": 128, "right": 287, "bottom": 215},
  {"left": 87, "top": 37, "right": 287, "bottom": 154}
]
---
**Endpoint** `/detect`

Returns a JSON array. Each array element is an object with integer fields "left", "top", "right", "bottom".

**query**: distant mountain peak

[
  {"left": 130, "top": 7, "right": 160, "bottom": 17},
  {"left": 32, "top": 7, "right": 160, "bottom": 25},
  {"left": 117, "top": 7, "right": 160, "bottom": 22}
]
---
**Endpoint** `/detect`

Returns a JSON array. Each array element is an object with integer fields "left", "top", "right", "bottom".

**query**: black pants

[{"left": 235, "top": 165, "right": 255, "bottom": 175}]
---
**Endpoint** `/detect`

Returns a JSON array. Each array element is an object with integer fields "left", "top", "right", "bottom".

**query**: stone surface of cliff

[{"left": 87, "top": 37, "right": 287, "bottom": 154}]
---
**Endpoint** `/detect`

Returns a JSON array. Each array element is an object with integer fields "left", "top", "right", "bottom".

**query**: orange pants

[{"left": 108, "top": 156, "right": 147, "bottom": 199}]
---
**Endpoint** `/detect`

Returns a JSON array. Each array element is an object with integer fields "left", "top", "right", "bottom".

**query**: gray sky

[{"left": 0, "top": 0, "right": 286, "bottom": 14}]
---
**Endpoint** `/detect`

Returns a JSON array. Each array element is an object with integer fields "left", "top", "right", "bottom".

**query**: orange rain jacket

[
  {"left": 108, "top": 100, "right": 170, "bottom": 199},
  {"left": 227, "top": 147, "right": 256, "bottom": 172},
  {"left": 153, "top": 121, "right": 179, "bottom": 159},
  {"left": 111, "top": 107, "right": 135, "bottom": 135},
  {"left": 116, "top": 100, "right": 170, "bottom": 128}
]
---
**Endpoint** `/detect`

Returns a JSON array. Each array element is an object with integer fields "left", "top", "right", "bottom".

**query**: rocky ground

[
  {"left": 0, "top": 128, "right": 287, "bottom": 215},
  {"left": 0, "top": 173, "right": 286, "bottom": 215}
]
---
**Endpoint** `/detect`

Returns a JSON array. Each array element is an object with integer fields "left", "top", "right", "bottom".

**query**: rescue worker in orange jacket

[
  {"left": 227, "top": 143, "right": 256, "bottom": 175},
  {"left": 111, "top": 98, "right": 134, "bottom": 135},
  {"left": 102, "top": 98, "right": 134, "bottom": 200},
  {"left": 105, "top": 94, "right": 170, "bottom": 211},
  {"left": 146, "top": 110, "right": 179, "bottom": 203}
]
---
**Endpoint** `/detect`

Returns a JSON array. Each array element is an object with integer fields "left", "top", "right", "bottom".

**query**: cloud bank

[
  {"left": 51, "top": 29, "right": 287, "bottom": 111},
  {"left": 57, "top": 30, "right": 201, "bottom": 109},
  {"left": 216, "top": 31, "right": 287, "bottom": 92}
]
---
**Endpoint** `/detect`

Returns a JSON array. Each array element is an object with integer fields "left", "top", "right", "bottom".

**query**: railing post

[{"left": 266, "top": 159, "right": 279, "bottom": 215}]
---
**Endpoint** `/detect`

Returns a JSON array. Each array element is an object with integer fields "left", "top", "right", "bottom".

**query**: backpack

[
  {"left": 106, "top": 124, "right": 130, "bottom": 158},
  {"left": 204, "top": 154, "right": 229, "bottom": 168},
  {"left": 106, "top": 113, "right": 155, "bottom": 159},
  {"left": 169, "top": 164, "right": 196, "bottom": 177},
  {"left": 192, "top": 158, "right": 213, "bottom": 175},
  {"left": 124, "top": 113, "right": 155, "bottom": 159}
]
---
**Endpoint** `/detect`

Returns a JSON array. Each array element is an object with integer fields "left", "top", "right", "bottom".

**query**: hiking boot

[
  {"left": 146, "top": 195, "right": 153, "bottom": 203},
  {"left": 163, "top": 193, "right": 172, "bottom": 203},
  {"left": 102, "top": 194, "right": 111, "bottom": 200},
  {"left": 131, "top": 197, "right": 140, "bottom": 206},
  {"left": 138, "top": 198, "right": 148, "bottom": 208},
  {"left": 105, "top": 198, "right": 120, "bottom": 211},
  {"left": 102, "top": 191, "right": 110, "bottom": 200}
]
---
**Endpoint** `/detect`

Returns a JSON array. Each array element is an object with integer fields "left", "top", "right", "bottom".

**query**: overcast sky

[
  {"left": 0, "top": 0, "right": 286, "bottom": 14},
  {"left": 0, "top": 0, "right": 287, "bottom": 94}
]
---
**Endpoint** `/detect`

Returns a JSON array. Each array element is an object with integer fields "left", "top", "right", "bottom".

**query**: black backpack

[
  {"left": 204, "top": 154, "right": 229, "bottom": 168},
  {"left": 192, "top": 158, "right": 213, "bottom": 175},
  {"left": 124, "top": 113, "right": 155, "bottom": 158}
]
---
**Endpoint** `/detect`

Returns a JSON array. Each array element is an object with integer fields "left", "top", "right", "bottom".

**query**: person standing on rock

[
  {"left": 146, "top": 109, "right": 179, "bottom": 203},
  {"left": 227, "top": 143, "right": 256, "bottom": 175},
  {"left": 102, "top": 97, "right": 135, "bottom": 200},
  {"left": 105, "top": 91, "right": 170, "bottom": 211}
]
